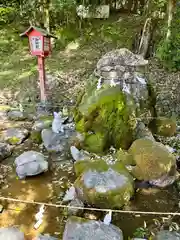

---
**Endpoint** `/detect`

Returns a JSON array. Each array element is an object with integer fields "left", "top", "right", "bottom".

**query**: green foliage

[
  {"left": 133, "top": 226, "right": 149, "bottom": 238},
  {"left": 156, "top": 7, "right": 180, "bottom": 71},
  {"left": 0, "top": 6, "right": 16, "bottom": 24}
]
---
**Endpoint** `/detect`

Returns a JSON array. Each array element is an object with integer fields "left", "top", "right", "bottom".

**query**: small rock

[
  {"left": 70, "top": 146, "right": 86, "bottom": 162},
  {"left": 63, "top": 217, "right": 123, "bottom": 240},
  {"left": 15, "top": 151, "right": 48, "bottom": 179},
  {"left": 7, "top": 110, "right": 27, "bottom": 121},
  {"left": 63, "top": 186, "right": 76, "bottom": 202},
  {"left": 0, "top": 105, "right": 11, "bottom": 120},
  {"left": 41, "top": 129, "right": 68, "bottom": 153},
  {"left": 0, "top": 142, "right": 12, "bottom": 161},
  {"left": 0, "top": 227, "right": 25, "bottom": 240},
  {"left": 135, "top": 121, "right": 155, "bottom": 141},
  {"left": 1, "top": 128, "right": 29, "bottom": 145}
]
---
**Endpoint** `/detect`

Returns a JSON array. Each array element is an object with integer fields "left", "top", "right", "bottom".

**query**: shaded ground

[{"left": 0, "top": 14, "right": 143, "bottom": 108}]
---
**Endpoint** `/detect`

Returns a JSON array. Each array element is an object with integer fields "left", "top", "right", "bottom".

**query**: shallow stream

[{"left": 0, "top": 139, "right": 179, "bottom": 239}]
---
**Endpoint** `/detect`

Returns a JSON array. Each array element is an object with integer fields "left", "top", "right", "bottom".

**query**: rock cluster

[{"left": 0, "top": 48, "right": 180, "bottom": 240}]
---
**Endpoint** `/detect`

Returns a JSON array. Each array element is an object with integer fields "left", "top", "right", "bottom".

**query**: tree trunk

[
  {"left": 44, "top": 0, "right": 50, "bottom": 32},
  {"left": 132, "top": 0, "right": 138, "bottom": 13},
  {"left": 138, "top": 17, "right": 153, "bottom": 58},
  {"left": 127, "top": 0, "right": 133, "bottom": 12},
  {"left": 166, "top": 0, "right": 176, "bottom": 40}
]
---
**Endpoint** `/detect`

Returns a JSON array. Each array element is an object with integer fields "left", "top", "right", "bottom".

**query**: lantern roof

[{"left": 20, "top": 26, "right": 57, "bottom": 39}]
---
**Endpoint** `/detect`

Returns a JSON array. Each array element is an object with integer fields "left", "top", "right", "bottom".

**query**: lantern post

[
  {"left": 38, "top": 56, "right": 46, "bottom": 101},
  {"left": 20, "top": 26, "right": 57, "bottom": 104}
]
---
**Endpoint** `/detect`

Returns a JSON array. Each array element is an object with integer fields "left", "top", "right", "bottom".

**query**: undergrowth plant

[{"left": 156, "top": 7, "right": 180, "bottom": 71}]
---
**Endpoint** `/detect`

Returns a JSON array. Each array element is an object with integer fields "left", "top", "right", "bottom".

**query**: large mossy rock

[
  {"left": 74, "top": 159, "right": 134, "bottom": 209},
  {"left": 75, "top": 84, "right": 137, "bottom": 153},
  {"left": 128, "top": 138, "right": 176, "bottom": 181},
  {"left": 63, "top": 216, "right": 123, "bottom": 240},
  {"left": 149, "top": 117, "right": 177, "bottom": 137}
]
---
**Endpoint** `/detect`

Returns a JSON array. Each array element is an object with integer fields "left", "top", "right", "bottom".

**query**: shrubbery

[{"left": 156, "top": 7, "right": 180, "bottom": 71}]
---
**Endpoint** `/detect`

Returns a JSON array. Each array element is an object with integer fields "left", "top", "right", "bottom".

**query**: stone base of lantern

[{"left": 35, "top": 100, "right": 53, "bottom": 118}]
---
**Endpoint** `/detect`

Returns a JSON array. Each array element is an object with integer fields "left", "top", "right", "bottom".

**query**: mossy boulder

[
  {"left": 83, "top": 132, "right": 106, "bottom": 154},
  {"left": 116, "top": 148, "right": 134, "bottom": 165},
  {"left": 74, "top": 159, "right": 91, "bottom": 177},
  {"left": 74, "top": 84, "right": 137, "bottom": 153},
  {"left": 1, "top": 128, "right": 29, "bottom": 145},
  {"left": 31, "top": 117, "right": 53, "bottom": 144},
  {"left": 149, "top": 117, "right": 176, "bottom": 137},
  {"left": 128, "top": 138, "right": 176, "bottom": 181},
  {"left": 74, "top": 159, "right": 134, "bottom": 209}
]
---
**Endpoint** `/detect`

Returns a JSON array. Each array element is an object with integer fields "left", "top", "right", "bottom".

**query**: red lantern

[{"left": 20, "top": 26, "right": 57, "bottom": 102}]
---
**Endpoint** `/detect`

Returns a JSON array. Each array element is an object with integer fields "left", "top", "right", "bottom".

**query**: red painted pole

[{"left": 38, "top": 56, "right": 46, "bottom": 102}]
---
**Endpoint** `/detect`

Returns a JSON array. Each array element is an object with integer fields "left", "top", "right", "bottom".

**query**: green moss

[
  {"left": 75, "top": 159, "right": 109, "bottom": 177},
  {"left": 75, "top": 118, "right": 87, "bottom": 133},
  {"left": 75, "top": 85, "right": 137, "bottom": 152},
  {"left": 74, "top": 160, "right": 91, "bottom": 177},
  {"left": 0, "top": 105, "right": 11, "bottom": 111},
  {"left": 149, "top": 117, "right": 176, "bottom": 137},
  {"left": 74, "top": 159, "right": 134, "bottom": 209},
  {"left": 30, "top": 131, "right": 42, "bottom": 144},
  {"left": 7, "top": 136, "right": 20, "bottom": 145},
  {"left": 128, "top": 138, "right": 176, "bottom": 180},
  {"left": 84, "top": 132, "right": 106, "bottom": 154},
  {"left": 116, "top": 148, "right": 135, "bottom": 165},
  {"left": 39, "top": 115, "right": 53, "bottom": 121},
  {"left": 69, "top": 216, "right": 90, "bottom": 224}
]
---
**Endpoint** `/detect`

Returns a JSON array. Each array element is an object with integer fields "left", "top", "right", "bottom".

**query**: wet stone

[
  {"left": 0, "top": 227, "right": 25, "bottom": 240},
  {"left": 7, "top": 110, "right": 27, "bottom": 121},
  {"left": 1, "top": 128, "right": 29, "bottom": 145},
  {"left": 15, "top": 151, "right": 48, "bottom": 179},
  {"left": 0, "top": 142, "right": 12, "bottom": 161},
  {"left": 63, "top": 217, "right": 123, "bottom": 240}
]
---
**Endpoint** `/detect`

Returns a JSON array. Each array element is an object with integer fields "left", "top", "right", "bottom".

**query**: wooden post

[{"left": 38, "top": 56, "right": 46, "bottom": 102}]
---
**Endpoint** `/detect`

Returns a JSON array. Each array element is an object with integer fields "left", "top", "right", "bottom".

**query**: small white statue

[
  {"left": 103, "top": 210, "right": 112, "bottom": 225},
  {"left": 110, "top": 78, "right": 116, "bottom": 87},
  {"left": 97, "top": 76, "right": 102, "bottom": 90},
  {"left": 52, "top": 111, "right": 64, "bottom": 133}
]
